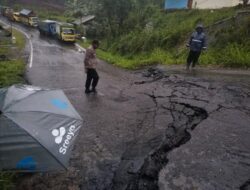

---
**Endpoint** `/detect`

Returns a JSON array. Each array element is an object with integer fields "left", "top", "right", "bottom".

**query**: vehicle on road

[
  {"left": 38, "top": 20, "right": 57, "bottom": 36},
  {"left": 56, "top": 22, "right": 76, "bottom": 42},
  {"left": 1, "top": 6, "right": 76, "bottom": 43},
  {"left": 13, "top": 12, "right": 21, "bottom": 22},
  {"left": 18, "top": 9, "right": 38, "bottom": 27},
  {"left": 3, "top": 7, "right": 14, "bottom": 21}
]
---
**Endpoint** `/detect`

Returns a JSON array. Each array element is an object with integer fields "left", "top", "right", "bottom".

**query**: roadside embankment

[
  {"left": 0, "top": 21, "right": 26, "bottom": 190},
  {"left": 0, "top": 22, "right": 26, "bottom": 87},
  {"left": 94, "top": 7, "right": 250, "bottom": 69}
]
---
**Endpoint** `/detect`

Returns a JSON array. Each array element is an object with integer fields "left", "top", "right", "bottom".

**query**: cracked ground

[{"left": 17, "top": 63, "right": 250, "bottom": 190}]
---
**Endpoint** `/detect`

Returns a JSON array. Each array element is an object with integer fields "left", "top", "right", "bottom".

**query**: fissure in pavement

[
  {"left": 111, "top": 102, "right": 208, "bottom": 190},
  {"left": 240, "top": 179, "right": 250, "bottom": 190}
]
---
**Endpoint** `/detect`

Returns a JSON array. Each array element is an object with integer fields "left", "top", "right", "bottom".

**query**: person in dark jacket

[
  {"left": 84, "top": 40, "right": 100, "bottom": 94},
  {"left": 186, "top": 24, "right": 207, "bottom": 70}
]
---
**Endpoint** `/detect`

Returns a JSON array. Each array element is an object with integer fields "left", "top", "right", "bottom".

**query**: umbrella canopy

[{"left": 0, "top": 85, "right": 82, "bottom": 172}]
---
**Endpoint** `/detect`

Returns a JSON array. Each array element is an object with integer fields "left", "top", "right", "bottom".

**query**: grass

[
  {"left": 0, "top": 173, "right": 16, "bottom": 190},
  {"left": 0, "top": 26, "right": 26, "bottom": 190},
  {"left": 68, "top": 5, "right": 250, "bottom": 69},
  {"left": 38, "top": 10, "right": 74, "bottom": 22},
  {"left": 98, "top": 6, "right": 250, "bottom": 69},
  {"left": 225, "top": 44, "right": 250, "bottom": 67},
  {"left": 0, "top": 59, "right": 25, "bottom": 87},
  {"left": 109, "top": 7, "right": 237, "bottom": 55},
  {"left": 78, "top": 39, "right": 182, "bottom": 69},
  {"left": 0, "top": 27, "right": 26, "bottom": 88},
  {"left": 96, "top": 48, "right": 186, "bottom": 69},
  {"left": 12, "top": 29, "right": 26, "bottom": 50}
]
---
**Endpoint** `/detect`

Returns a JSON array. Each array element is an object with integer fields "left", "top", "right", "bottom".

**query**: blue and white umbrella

[{"left": 0, "top": 85, "right": 82, "bottom": 172}]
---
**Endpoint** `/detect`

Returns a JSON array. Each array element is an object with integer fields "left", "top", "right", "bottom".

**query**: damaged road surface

[
  {"left": 20, "top": 64, "right": 250, "bottom": 190},
  {"left": 110, "top": 68, "right": 250, "bottom": 190},
  {"left": 13, "top": 23, "right": 250, "bottom": 190}
]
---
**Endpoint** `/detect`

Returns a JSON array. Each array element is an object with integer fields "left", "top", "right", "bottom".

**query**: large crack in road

[
  {"left": 15, "top": 61, "right": 250, "bottom": 190},
  {"left": 110, "top": 69, "right": 209, "bottom": 190},
  {"left": 112, "top": 103, "right": 208, "bottom": 190}
]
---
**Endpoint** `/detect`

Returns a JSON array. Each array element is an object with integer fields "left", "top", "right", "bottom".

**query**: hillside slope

[
  {"left": 96, "top": 6, "right": 250, "bottom": 68},
  {"left": 3, "top": 0, "right": 65, "bottom": 11}
]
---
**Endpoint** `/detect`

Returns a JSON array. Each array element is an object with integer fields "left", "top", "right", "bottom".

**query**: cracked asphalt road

[{"left": 4, "top": 19, "right": 250, "bottom": 190}]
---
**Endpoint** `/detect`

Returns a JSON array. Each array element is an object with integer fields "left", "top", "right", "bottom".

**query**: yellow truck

[
  {"left": 19, "top": 9, "right": 38, "bottom": 27},
  {"left": 55, "top": 22, "right": 76, "bottom": 42},
  {"left": 13, "top": 12, "right": 21, "bottom": 22},
  {"left": 3, "top": 8, "right": 14, "bottom": 21}
]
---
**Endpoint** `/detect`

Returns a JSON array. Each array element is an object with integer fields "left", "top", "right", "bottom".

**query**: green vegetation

[
  {"left": 95, "top": 6, "right": 250, "bottom": 69},
  {"left": 2, "top": 1, "right": 250, "bottom": 69},
  {"left": 202, "top": 16, "right": 250, "bottom": 67},
  {"left": 0, "top": 173, "right": 16, "bottom": 190},
  {"left": 75, "top": 2, "right": 250, "bottom": 69},
  {"left": 0, "top": 59, "right": 25, "bottom": 87},
  {"left": 9, "top": 1, "right": 250, "bottom": 68},
  {"left": 0, "top": 28, "right": 26, "bottom": 88},
  {"left": 0, "top": 26, "right": 26, "bottom": 189},
  {"left": 11, "top": 3, "right": 73, "bottom": 22},
  {"left": 37, "top": 9, "right": 74, "bottom": 22},
  {"left": 13, "top": 29, "right": 25, "bottom": 50}
]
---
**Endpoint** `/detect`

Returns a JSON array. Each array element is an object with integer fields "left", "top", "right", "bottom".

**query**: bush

[
  {"left": 0, "top": 59, "right": 25, "bottom": 87},
  {"left": 217, "top": 43, "right": 250, "bottom": 67},
  {"left": 95, "top": 6, "right": 249, "bottom": 68},
  {"left": 0, "top": 172, "right": 16, "bottom": 190},
  {"left": 0, "top": 23, "right": 25, "bottom": 190}
]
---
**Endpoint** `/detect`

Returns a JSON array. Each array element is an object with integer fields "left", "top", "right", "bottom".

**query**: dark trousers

[
  {"left": 85, "top": 68, "right": 99, "bottom": 90},
  {"left": 187, "top": 50, "right": 201, "bottom": 68}
]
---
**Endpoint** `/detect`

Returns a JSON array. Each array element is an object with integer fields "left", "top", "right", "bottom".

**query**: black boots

[
  {"left": 85, "top": 89, "right": 91, "bottom": 94},
  {"left": 85, "top": 88, "right": 97, "bottom": 94}
]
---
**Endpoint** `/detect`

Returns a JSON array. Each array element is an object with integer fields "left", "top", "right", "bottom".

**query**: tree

[
  {"left": 96, "top": 0, "right": 133, "bottom": 37},
  {"left": 64, "top": 0, "right": 164, "bottom": 38},
  {"left": 241, "top": 0, "right": 249, "bottom": 6}
]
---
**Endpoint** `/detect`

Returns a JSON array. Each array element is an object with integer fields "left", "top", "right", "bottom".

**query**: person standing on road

[
  {"left": 84, "top": 40, "right": 100, "bottom": 94},
  {"left": 186, "top": 24, "right": 207, "bottom": 70}
]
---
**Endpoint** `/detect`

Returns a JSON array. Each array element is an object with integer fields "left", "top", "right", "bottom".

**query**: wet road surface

[{"left": 2, "top": 18, "right": 250, "bottom": 190}]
